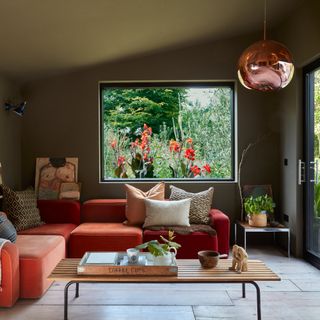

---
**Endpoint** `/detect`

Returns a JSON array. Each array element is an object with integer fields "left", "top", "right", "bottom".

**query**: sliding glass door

[{"left": 304, "top": 58, "right": 320, "bottom": 268}]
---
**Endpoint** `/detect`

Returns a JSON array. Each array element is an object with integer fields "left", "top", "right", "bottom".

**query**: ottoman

[
  {"left": 16, "top": 235, "right": 65, "bottom": 298},
  {"left": 69, "top": 223, "right": 143, "bottom": 258}
]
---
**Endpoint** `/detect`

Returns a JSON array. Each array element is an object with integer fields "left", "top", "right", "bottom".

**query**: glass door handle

[
  {"left": 310, "top": 160, "right": 319, "bottom": 183},
  {"left": 298, "top": 159, "right": 305, "bottom": 185}
]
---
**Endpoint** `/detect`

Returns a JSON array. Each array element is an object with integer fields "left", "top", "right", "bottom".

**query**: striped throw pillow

[{"left": 0, "top": 212, "right": 17, "bottom": 242}]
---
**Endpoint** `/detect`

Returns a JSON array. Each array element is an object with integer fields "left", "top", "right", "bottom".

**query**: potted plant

[
  {"left": 135, "top": 231, "right": 181, "bottom": 265},
  {"left": 244, "top": 195, "right": 275, "bottom": 227}
]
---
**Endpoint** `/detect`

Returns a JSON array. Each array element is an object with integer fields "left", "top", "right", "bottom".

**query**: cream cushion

[{"left": 143, "top": 198, "right": 191, "bottom": 228}]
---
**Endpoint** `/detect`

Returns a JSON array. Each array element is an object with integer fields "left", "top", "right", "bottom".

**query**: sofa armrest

[
  {"left": 37, "top": 200, "right": 81, "bottom": 225},
  {"left": 209, "top": 209, "right": 230, "bottom": 256},
  {"left": 0, "top": 242, "right": 19, "bottom": 307}
]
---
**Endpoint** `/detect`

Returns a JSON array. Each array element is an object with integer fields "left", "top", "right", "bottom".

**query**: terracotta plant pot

[{"left": 248, "top": 213, "right": 267, "bottom": 227}]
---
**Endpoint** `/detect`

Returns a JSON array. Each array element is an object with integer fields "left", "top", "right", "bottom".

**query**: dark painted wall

[
  {"left": 0, "top": 76, "right": 21, "bottom": 189},
  {"left": 21, "top": 33, "right": 281, "bottom": 234}
]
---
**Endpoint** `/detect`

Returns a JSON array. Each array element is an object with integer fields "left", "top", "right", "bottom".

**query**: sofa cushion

[
  {"left": 143, "top": 198, "right": 191, "bottom": 228},
  {"left": 37, "top": 199, "right": 81, "bottom": 225},
  {"left": 0, "top": 212, "right": 17, "bottom": 242},
  {"left": 143, "top": 229, "right": 218, "bottom": 259},
  {"left": 69, "top": 223, "right": 143, "bottom": 258},
  {"left": 169, "top": 185, "right": 214, "bottom": 224},
  {"left": 1, "top": 185, "right": 44, "bottom": 231},
  {"left": 82, "top": 199, "right": 127, "bottom": 222},
  {"left": 18, "top": 223, "right": 77, "bottom": 242},
  {"left": 16, "top": 235, "right": 65, "bottom": 298},
  {"left": 125, "top": 183, "right": 165, "bottom": 225}
]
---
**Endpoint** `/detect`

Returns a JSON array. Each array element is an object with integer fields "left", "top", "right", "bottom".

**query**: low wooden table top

[{"left": 49, "top": 259, "right": 280, "bottom": 283}]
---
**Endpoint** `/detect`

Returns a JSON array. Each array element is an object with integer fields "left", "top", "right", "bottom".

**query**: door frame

[{"left": 303, "top": 57, "right": 320, "bottom": 269}]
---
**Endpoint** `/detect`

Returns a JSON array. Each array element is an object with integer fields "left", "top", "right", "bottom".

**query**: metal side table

[{"left": 235, "top": 221, "right": 291, "bottom": 257}]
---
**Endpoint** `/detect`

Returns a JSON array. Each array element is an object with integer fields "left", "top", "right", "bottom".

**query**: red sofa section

[{"left": 0, "top": 198, "right": 230, "bottom": 307}]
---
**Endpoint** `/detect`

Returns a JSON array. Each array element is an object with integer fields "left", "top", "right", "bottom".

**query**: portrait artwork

[{"left": 35, "top": 158, "right": 78, "bottom": 199}]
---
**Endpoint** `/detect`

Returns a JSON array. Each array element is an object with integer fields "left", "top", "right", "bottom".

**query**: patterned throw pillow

[
  {"left": 0, "top": 212, "right": 17, "bottom": 242},
  {"left": 169, "top": 185, "right": 214, "bottom": 224},
  {"left": 1, "top": 185, "right": 44, "bottom": 232}
]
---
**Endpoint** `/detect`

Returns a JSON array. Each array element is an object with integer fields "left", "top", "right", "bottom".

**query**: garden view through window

[{"left": 100, "top": 82, "right": 235, "bottom": 181}]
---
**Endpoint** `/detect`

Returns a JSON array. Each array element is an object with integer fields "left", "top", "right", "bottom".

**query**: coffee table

[{"left": 49, "top": 258, "right": 280, "bottom": 320}]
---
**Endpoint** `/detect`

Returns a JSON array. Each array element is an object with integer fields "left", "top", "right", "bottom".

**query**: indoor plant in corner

[
  {"left": 135, "top": 231, "right": 181, "bottom": 265},
  {"left": 244, "top": 195, "right": 275, "bottom": 227}
]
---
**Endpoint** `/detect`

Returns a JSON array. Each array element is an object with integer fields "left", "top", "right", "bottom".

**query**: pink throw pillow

[{"left": 124, "top": 182, "right": 165, "bottom": 225}]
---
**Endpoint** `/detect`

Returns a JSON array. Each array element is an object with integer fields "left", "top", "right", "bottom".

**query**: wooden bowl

[{"left": 198, "top": 250, "right": 219, "bottom": 269}]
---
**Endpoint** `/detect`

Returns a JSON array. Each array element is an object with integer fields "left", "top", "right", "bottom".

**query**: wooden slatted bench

[{"left": 49, "top": 258, "right": 280, "bottom": 320}]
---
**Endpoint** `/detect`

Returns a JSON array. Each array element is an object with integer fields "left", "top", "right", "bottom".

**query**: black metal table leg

[
  {"left": 75, "top": 283, "right": 80, "bottom": 298},
  {"left": 242, "top": 283, "right": 246, "bottom": 298},
  {"left": 249, "top": 281, "right": 261, "bottom": 320},
  {"left": 64, "top": 281, "right": 75, "bottom": 320}
]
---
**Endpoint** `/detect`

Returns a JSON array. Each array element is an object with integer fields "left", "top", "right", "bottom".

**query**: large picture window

[{"left": 100, "top": 81, "right": 236, "bottom": 181}]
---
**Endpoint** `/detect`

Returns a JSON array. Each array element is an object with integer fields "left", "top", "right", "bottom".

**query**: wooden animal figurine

[{"left": 229, "top": 244, "right": 248, "bottom": 273}]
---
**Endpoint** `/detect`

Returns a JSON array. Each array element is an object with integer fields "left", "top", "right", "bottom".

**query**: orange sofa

[
  {"left": 0, "top": 200, "right": 80, "bottom": 307},
  {"left": 0, "top": 198, "right": 230, "bottom": 307}
]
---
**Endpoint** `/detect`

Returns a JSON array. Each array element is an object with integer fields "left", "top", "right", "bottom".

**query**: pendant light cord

[{"left": 264, "top": 0, "right": 267, "bottom": 40}]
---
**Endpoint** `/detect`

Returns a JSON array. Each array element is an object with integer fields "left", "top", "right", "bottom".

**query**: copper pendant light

[{"left": 238, "top": 0, "right": 294, "bottom": 91}]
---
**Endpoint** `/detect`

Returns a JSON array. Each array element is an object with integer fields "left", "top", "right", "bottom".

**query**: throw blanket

[
  {"left": 145, "top": 224, "right": 216, "bottom": 236},
  {"left": 0, "top": 238, "right": 10, "bottom": 288}
]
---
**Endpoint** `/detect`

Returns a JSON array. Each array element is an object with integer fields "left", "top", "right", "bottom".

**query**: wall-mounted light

[{"left": 3, "top": 101, "right": 27, "bottom": 116}]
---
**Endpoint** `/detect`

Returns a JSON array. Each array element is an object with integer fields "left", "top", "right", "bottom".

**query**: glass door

[{"left": 304, "top": 59, "right": 320, "bottom": 268}]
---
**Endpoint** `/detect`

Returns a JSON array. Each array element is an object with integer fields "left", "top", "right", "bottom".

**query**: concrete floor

[{"left": 1, "top": 246, "right": 320, "bottom": 320}]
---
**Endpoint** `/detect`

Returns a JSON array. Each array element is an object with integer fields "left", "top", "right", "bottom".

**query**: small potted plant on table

[
  {"left": 244, "top": 194, "right": 275, "bottom": 227},
  {"left": 135, "top": 231, "right": 181, "bottom": 265}
]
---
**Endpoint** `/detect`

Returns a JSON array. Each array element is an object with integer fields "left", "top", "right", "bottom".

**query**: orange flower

[
  {"left": 111, "top": 140, "right": 117, "bottom": 149},
  {"left": 202, "top": 164, "right": 211, "bottom": 173},
  {"left": 117, "top": 156, "right": 125, "bottom": 166},
  {"left": 184, "top": 148, "right": 195, "bottom": 161},
  {"left": 191, "top": 165, "right": 201, "bottom": 176},
  {"left": 169, "top": 140, "right": 181, "bottom": 152},
  {"left": 131, "top": 139, "right": 139, "bottom": 148},
  {"left": 186, "top": 138, "right": 193, "bottom": 144}
]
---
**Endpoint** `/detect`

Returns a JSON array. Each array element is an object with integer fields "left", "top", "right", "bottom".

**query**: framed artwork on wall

[{"left": 35, "top": 157, "right": 78, "bottom": 199}]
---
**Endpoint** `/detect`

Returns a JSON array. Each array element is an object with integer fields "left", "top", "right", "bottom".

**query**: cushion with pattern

[
  {"left": 1, "top": 185, "right": 44, "bottom": 231},
  {"left": 0, "top": 212, "right": 17, "bottom": 242},
  {"left": 169, "top": 185, "right": 214, "bottom": 224}
]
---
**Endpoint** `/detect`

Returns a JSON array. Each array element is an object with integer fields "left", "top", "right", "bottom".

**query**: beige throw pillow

[
  {"left": 125, "top": 182, "right": 165, "bottom": 225},
  {"left": 143, "top": 198, "right": 191, "bottom": 228},
  {"left": 169, "top": 185, "right": 214, "bottom": 224}
]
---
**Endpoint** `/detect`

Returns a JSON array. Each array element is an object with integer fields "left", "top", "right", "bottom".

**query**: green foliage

[
  {"left": 314, "top": 181, "right": 320, "bottom": 218},
  {"left": 102, "top": 87, "right": 233, "bottom": 179},
  {"left": 244, "top": 195, "right": 275, "bottom": 215},
  {"left": 135, "top": 231, "right": 181, "bottom": 257},
  {"left": 103, "top": 88, "right": 185, "bottom": 138}
]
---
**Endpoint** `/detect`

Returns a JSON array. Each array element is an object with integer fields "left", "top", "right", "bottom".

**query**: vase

[
  {"left": 153, "top": 247, "right": 177, "bottom": 265},
  {"left": 248, "top": 213, "right": 267, "bottom": 227}
]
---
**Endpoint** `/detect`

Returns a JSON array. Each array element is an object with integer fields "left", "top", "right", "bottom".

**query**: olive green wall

[
  {"left": 0, "top": 76, "right": 21, "bottom": 189},
  {"left": 21, "top": 33, "right": 281, "bottom": 234}
]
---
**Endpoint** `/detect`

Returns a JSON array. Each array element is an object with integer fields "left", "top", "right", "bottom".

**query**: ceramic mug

[{"left": 127, "top": 248, "right": 139, "bottom": 264}]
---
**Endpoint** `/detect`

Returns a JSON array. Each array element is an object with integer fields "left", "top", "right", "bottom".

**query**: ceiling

[{"left": 0, "top": 0, "right": 302, "bottom": 82}]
